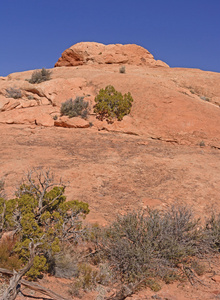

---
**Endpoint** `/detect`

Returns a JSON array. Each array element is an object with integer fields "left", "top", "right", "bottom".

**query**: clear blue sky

[{"left": 0, "top": 0, "right": 220, "bottom": 76}]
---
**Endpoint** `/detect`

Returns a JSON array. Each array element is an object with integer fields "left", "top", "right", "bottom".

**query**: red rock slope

[{"left": 0, "top": 41, "right": 219, "bottom": 148}]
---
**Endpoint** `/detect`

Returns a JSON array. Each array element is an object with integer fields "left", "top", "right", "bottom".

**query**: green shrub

[
  {"left": 1, "top": 169, "right": 89, "bottom": 280},
  {"left": 93, "top": 85, "right": 133, "bottom": 122},
  {"left": 61, "top": 97, "right": 89, "bottom": 119},
  {"left": 29, "top": 68, "right": 51, "bottom": 84},
  {"left": 6, "top": 87, "right": 22, "bottom": 99}
]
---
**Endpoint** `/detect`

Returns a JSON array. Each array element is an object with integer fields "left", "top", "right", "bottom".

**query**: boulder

[{"left": 54, "top": 116, "right": 90, "bottom": 128}]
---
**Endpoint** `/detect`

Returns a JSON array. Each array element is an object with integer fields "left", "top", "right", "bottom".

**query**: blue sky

[{"left": 0, "top": 0, "right": 220, "bottom": 76}]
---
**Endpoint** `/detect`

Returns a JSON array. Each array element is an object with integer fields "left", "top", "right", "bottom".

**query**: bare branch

[
  {"left": 0, "top": 201, "right": 6, "bottom": 238},
  {"left": 17, "top": 168, "right": 64, "bottom": 214},
  {"left": 0, "top": 241, "right": 38, "bottom": 300},
  {"left": 0, "top": 179, "right": 5, "bottom": 198},
  {"left": 37, "top": 185, "right": 65, "bottom": 218},
  {"left": 0, "top": 268, "right": 69, "bottom": 300}
]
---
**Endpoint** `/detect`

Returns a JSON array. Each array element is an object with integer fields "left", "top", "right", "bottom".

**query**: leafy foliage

[
  {"left": 29, "top": 68, "right": 51, "bottom": 84},
  {"left": 94, "top": 85, "right": 133, "bottom": 122},
  {"left": 60, "top": 97, "right": 89, "bottom": 119},
  {"left": 0, "top": 169, "right": 89, "bottom": 280}
]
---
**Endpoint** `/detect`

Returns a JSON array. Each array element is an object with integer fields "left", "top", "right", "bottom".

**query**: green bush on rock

[
  {"left": 94, "top": 85, "right": 133, "bottom": 122},
  {"left": 0, "top": 169, "right": 89, "bottom": 280}
]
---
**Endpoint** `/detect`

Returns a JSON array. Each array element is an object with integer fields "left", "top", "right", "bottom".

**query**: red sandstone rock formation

[
  {"left": 54, "top": 42, "right": 169, "bottom": 67},
  {"left": 1, "top": 42, "right": 220, "bottom": 300}
]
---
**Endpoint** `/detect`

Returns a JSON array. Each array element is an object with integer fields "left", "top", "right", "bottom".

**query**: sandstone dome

[{"left": 54, "top": 42, "right": 169, "bottom": 68}]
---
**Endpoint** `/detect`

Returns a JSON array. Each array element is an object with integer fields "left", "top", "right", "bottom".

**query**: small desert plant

[
  {"left": 199, "top": 140, "right": 205, "bottom": 147},
  {"left": 94, "top": 85, "right": 133, "bottom": 122},
  {"left": 145, "top": 279, "right": 161, "bottom": 292},
  {"left": 0, "top": 179, "right": 4, "bottom": 198},
  {"left": 190, "top": 260, "right": 206, "bottom": 276},
  {"left": 0, "top": 238, "right": 21, "bottom": 270},
  {"left": 200, "top": 96, "right": 210, "bottom": 102},
  {"left": 205, "top": 213, "right": 220, "bottom": 251},
  {"left": 68, "top": 262, "right": 112, "bottom": 298},
  {"left": 119, "top": 66, "right": 126, "bottom": 74},
  {"left": 60, "top": 97, "right": 89, "bottom": 119},
  {"left": 76, "top": 263, "right": 99, "bottom": 290},
  {"left": 53, "top": 246, "right": 79, "bottom": 278},
  {"left": 27, "top": 94, "right": 35, "bottom": 100},
  {"left": 29, "top": 68, "right": 51, "bottom": 84},
  {"left": 6, "top": 87, "right": 22, "bottom": 99}
]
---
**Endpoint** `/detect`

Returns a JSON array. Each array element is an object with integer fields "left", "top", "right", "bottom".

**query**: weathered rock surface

[
  {"left": 54, "top": 42, "right": 169, "bottom": 67},
  {"left": 54, "top": 116, "right": 90, "bottom": 128},
  {"left": 1, "top": 42, "right": 220, "bottom": 300},
  {"left": 0, "top": 60, "right": 219, "bottom": 147}
]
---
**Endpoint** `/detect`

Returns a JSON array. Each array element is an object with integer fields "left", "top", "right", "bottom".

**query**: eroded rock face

[
  {"left": 54, "top": 42, "right": 169, "bottom": 68},
  {"left": 54, "top": 116, "right": 90, "bottom": 128}
]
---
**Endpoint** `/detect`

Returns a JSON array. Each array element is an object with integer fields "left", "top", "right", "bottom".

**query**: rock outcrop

[
  {"left": 0, "top": 42, "right": 220, "bottom": 148},
  {"left": 54, "top": 116, "right": 90, "bottom": 128},
  {"left": 1, "top": 42, "right": 220, "bottom": 300},
  {"left": 54, "top": 42, "right": 169, "bottom": 68}
]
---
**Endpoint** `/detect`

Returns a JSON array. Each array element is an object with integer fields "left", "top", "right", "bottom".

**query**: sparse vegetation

[
  {"left": 1, "top": 170, "right": 220, "bottom": 299},
  {"left": 94, "top": 85, "right": 133, "bottom": 122},
  {"left": 205, "top": 213, "right": 220, "bottom": 251},
  {"left": 29, "top": 68, "right": 51, "bottom": 84},
  {"left": 60, "top": 96, "right": 89, "bottom": 119},
  {"left": 97, "top": 205, "right": 213, "bottom": 284},
  {"left": 0, "top": 237, "right": 21, "bottom": 270},
  {"left": 188, "top": 86, "right": 211, "bottom": 103},
  {"left": 119, "top": 66, "right": 126, "bottom": 73},
  {"left": 6, "top": 87, "right": 22, "bottom": 99},
  {"left": 199, "top": 140, "right": 205, "bottom": 147},
  {"left": 27, "top": 94, "right": 35, "bottom": 100},
  {"left": 200, "top": 95, "right": 210, "bottom": 102},
  {"left": 190, "top": 260, "right": 206, "bottom": 276}
]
